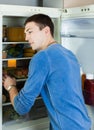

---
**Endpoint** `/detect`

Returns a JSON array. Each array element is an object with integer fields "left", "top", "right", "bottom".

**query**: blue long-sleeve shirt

[{"left": 14, "top": 43, "right": 91, "bottom": 130}]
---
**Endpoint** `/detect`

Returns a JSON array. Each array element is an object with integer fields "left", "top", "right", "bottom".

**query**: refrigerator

[
  {"left": 1, "top": 4, "right": 94, "bottom": 130},
  {"left": 61, "top": 5, "right": 94, "bottom": 130}
]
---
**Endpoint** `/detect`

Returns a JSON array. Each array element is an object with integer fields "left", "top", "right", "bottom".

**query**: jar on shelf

[
  {"left": 84, "top": 74, "right": 94, "bottom": 92},
  {"left": 2, "top": 50, "right": 7, "bottom": 59},
  {"left": 83, "top": 73, "right": 94, "bottom": 105},
  {"left": 3, "top": 25, "right": 8, "bottom": 42}
]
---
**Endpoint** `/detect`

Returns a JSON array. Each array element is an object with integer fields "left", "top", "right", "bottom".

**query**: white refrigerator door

[
  {"left": 61, "top": 17, "right": 94, "bottom": 73},
  {"left": 61, "top": 6, "right": 94, "bottom": 130}
]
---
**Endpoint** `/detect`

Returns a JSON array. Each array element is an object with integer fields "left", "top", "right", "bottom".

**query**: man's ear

[{"left": 44, "top": 26, "right": 50, "bottom": 35}]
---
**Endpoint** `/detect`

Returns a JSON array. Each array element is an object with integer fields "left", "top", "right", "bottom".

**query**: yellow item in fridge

[
  {"left": 7, "top": 27, "right": 25, "bottom": 42},
  {"left": 23, "top": 52, "right": 34, "bottom": 57},
  {"left": 23, "top": 48, "right": 36, "bottom": 53}
]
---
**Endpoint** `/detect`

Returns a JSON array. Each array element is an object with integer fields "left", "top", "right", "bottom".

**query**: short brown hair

[{"left": 24, "top": 14, "right": 54, "bottom": 36}]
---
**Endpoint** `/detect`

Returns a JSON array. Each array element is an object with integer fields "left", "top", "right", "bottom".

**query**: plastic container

[{"left": 7, "top": 27, "right": 25, "bottom": 42}]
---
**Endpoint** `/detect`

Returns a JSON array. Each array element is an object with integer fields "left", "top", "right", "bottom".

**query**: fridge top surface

[
  {"left": 62, "top": 4, "right": 94, "bottom": 19},
  {"left": 0, "top": 4, "right": 61, "bottom": 18}
]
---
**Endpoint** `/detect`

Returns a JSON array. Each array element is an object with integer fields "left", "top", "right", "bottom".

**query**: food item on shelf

[
  {"left": 2, "top": 51, "right": 7, "bottom": 59},
  {"left": 3, "top": 25, "right": 8, "bottom": 42},
  {"left": 23, "top": 47, "right": 36, "bottom": 57},
  {"left": 6, "top": 44, "right": 24, "bottom": 58},
  {"left": 14, "top": 68, "right": 28, "bottom": 78},
  {"left": 7, "top": 27, "right": 25, "bottom": 42},
  {"left": 23, "top": 48, "right": 36, "bottom": 53},
  {"left": 22, "top": 68, "right": 28, "bottom": 77},
  {"left": 3, "top": 68, "right": 15, "bottom": 77},
  {"left": 83, "top": 74, "right": 94, "bottom": 105},
  {"left": 2, "top": 94, "right": 6, "bottom": 103},
  {"left": 14, "top": 69, "right": 23, "bottom": 78},
  {"left": 3, "top": 67, "right": 28, "bottom": 79},
  {"left": 15, "top": 70, "right": 23, "bottom": 76},
  {"left": 23, "top": 52, "right": 34, "bottom": 57},
  {"left": 3, "top": 69, "right": 8, "bottom": 75}
]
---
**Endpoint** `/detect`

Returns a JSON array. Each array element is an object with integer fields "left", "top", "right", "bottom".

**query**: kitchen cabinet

[{"left": 0, "top": 4, "right": 61, "bottom": 130}]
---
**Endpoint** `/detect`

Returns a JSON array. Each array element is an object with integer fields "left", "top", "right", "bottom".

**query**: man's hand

[
  {"left": 3, "top": 75, "right": 16, "bottom": 91},
  {"left": 3, "top": 74, "right": 18, "bottom": 106}
]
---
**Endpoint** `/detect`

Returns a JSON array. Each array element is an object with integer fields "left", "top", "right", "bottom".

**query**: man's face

[{"left": 24, "top": 22, "right": 46, "bottom": 51}]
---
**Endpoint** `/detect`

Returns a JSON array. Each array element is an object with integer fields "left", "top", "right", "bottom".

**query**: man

[{"left": 3, "top": 14, "right": 91, "bottom": 130}]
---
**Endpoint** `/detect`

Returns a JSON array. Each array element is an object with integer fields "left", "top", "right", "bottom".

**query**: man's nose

[{"left": 25, "top": 34, "right": 29, "bottom": 41}]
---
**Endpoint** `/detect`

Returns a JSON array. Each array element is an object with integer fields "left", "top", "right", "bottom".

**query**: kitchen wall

[
  {"left": 43, "top": 0, "right": 94, "bottom": 8},
  {"left": 0, "top": 0, "right": 43, "bottom": 6},
  {"left": 1, "top": 0, "right": 94, "bottom": 9},
  {"left": 64, "top": 0, "right": 94, "bottom": 8},
  {"left": 43, "top": 0, "right": 63, "bottom": 8}
]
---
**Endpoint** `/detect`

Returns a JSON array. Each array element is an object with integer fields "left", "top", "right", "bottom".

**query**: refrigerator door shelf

[{"left": 61, "top": 18, "right": 94, "bottom": 38}]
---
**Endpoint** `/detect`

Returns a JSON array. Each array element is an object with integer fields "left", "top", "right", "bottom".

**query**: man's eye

[{"left": 28, "top": 31, "right": 32, "bottom": 34}]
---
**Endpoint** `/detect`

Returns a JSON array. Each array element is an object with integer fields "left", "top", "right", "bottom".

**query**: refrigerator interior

[
  {"left": 2, "top": 15, "right": 49, "bottom": 130},
  {"left": 61, "top": 17, "right": 94, "bottom": 130}
]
